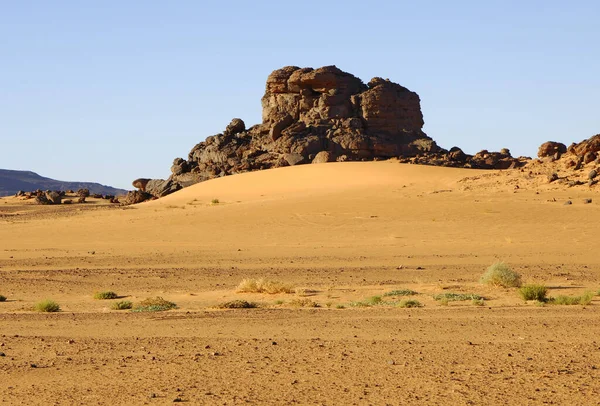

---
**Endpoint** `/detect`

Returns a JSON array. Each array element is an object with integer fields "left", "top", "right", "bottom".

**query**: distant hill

[{"left": 0, "top": 169, "right": 128, "bottom": 197}]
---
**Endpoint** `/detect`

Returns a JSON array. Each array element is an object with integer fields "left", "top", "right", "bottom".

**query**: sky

[{"left": 1, "top": 1, "right": 599, "bottom": 189}]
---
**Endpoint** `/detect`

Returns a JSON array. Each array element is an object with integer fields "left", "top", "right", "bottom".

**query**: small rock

[
  {"left": 387, "top": 360, "right": 396, "bottom": 365},
  {"left": 583, "top": 198, "right": 592, "bottom": 204},
  {"left": 547, "top": 173, "right": 559, "bottom": 183},
  {"left": 0, "top": 352, "right": 5, "bottom": 357},
  {"left": 564, "top": 200, "right": 572, "bottom": 205},
  {"left": 589, "top": 169, "right": 598, "bottom": 180}
]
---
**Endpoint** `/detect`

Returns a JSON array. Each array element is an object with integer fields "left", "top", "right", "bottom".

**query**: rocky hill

[
  {"left": 0, "top": 169, "right": 127, "bottom": 197},
  {"left": 129, "top": 65, "right": 527, "bottom": 203}
]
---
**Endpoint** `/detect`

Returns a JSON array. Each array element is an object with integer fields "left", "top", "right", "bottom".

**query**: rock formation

[{"left": 130, "top": 65, "right": 526, "bottom": 202}]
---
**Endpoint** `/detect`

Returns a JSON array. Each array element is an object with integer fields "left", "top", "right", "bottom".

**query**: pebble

[{"left": 564, "top": 201, "right": 572, "bottom": 205}]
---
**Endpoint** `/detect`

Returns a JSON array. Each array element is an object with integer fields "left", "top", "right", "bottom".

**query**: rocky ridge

[{"left": 128, "top": 65, "right": 529, "bottom": 202}]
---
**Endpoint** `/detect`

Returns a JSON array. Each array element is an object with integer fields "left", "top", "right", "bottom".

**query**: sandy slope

[{"left": 1, "top": 161, "right": 600, "bottom": 405}]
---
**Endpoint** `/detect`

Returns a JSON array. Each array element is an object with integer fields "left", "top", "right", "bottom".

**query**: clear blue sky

[{"left": 2, "top": 1, "right": 598, "bottom": 189}]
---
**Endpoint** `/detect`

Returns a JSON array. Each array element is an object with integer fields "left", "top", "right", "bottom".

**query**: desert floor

[{"left": 1, "top": 161, "right": 600, "bottom": 405}]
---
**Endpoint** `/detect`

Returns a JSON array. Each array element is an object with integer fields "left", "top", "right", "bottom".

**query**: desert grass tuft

[
  {"left": 218, "top": 300, "right": 258, "bottom": 309},
  {"left": 433, "top": 292, "right": 484, "bottom": 302},
  {"left": 289, "top": 298, "right": 320, "bottom": 308},
  {"left": 34, "top": 299, "right": 60, "bottom": 312},
  {"left": 132, "top": 297, "right": 177, "bottom": 312},
  {"left": 518, "top": 284, "right": 548, "bottom": 302},
  {"left": 397, "top": 299, "right": 423, "bottom": 308},
  {"left": 550, "top": 292, "right": 594, "bottom": 306},
  {"left": 383, "top": 289, "right": 419, "bottom": 297},
  {"left": 349, "top": 296, "right": 385, "bottom": 307},
  {"left": 211, "top": 198, "right": 220, "bottom": 205},
  {"left": 0, "top": 295, "right": 6, "bottom": 302},
  {"left": 236, "top": 278, "right": 294, "bottom": 294},
  {"left": 93, "top": 291, "right": 118, "bottom": 300},
  {"left": 480, "top": 261, "right": 522, "bottom": 288},
  {"left": 335, "top": 304, "right": 346, "bottom": 309},
  {"left": 472, "top": 299, "right": 486, "bottom": 306},
  {"left": 111, "top": 300, "right": 133, "bottom": 310}
]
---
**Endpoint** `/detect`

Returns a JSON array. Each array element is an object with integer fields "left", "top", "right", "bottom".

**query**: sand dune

[{"left": 1, "top": 162, "right": 600, "bottom": 404}]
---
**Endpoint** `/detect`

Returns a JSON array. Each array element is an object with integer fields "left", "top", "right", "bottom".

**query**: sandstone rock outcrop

[{"left": 131, "top": 65, "right": 528, "bottom": 202}]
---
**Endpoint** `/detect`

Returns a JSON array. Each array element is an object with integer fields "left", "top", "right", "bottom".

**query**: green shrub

[
  {"left": 218, "top": 300, "right": 257, "bottom": 309},
  {"left": 480, "top": 261, "right": 522, "bottom": 287},
  {"left": 0, "top": 295, "right": 6, "bottom": 302},
  {"left": 397, "top": 299, "right": 423, "bottom": 308},
  {"left": 111, "top": 300, "right": 133, "bottom": 310},
  {"left": 34, "top": 299, "right": 60, "bottom": 312},
  {"left": 518, "top": 284, "right": 548, "bottom": 301},
  {"left": 132, "top": 297, "right": 177, "bottom": 312},
  {"left": 94, "top": 291, "right": 118, "bottom": 300},
  {"left": 383, "top": 289, "right": 418, "bottom": 297},
  {"left": 433, "top": 292, "right": 484, "bottom": 302},
  {"left": 211, "top": 198, "right": 220, "bottom": 204}
]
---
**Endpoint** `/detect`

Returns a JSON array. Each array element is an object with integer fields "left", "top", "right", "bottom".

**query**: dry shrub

[
  {"left": 111, "top": 300, "right": 133, "bottom": 310},
  {"left": 218, "top": 300, "right": 258, "bottom": 309},
  {"left": 289, "top": 298, "right": 320, "bottom": 308},
  {"left": 132, "top": 297, "right": 177, "bottom": 312},
  {"left": 93, "top": 291, "right": 118, "bottom": 300},
  {"left": 236, "top": 278, "right": 294, "bottom": 294},
  {"left": 480, "top": 261, "right": 522, "bottom": 288}
]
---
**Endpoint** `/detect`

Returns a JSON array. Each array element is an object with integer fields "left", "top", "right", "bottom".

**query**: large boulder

[
  {"left": 145, "top": 179, "right": 182, "bottom": 198},
  {"left": 122, "top": 190, "right": 152, "bottom": 205},
  {"left": 538, "top": 141, "right": 567, "bottom": 158},
  {"left": 45, "top": 191, "right": 62, "bottom": 204}
]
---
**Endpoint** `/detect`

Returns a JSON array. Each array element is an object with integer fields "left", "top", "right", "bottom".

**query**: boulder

[
  {"left": 225, "top": 118, "right": 246, "bottom": 135},
  {"left": 77, "top": 188, "right": 90, "bottom": 198},
  {"left": 132, "top": 178, "right": 151, "bottom": 191},
  {"left": 312, "top": 151, "right": 332, "bottom": 164},
  {"left": 284, "top": 153, "right": 306, "bottom": 166},
  {"left": 45, "top": 191, "right": 62, "bottom": 204},
  {"left": 538, "top": 141, "right": 567, "bottom": 158},
  {"left": 122, "top": 190, "right": 152, "bottom": 205},
  {"left": 145, "top": 179, "right": 182, "bottom": 198}
]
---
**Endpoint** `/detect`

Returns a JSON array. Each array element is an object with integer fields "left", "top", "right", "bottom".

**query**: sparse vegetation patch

[
  {"left": 34, "top": 299, "right": 60, "bottom": 312},
  {"left": 550, "top": 292, "right": 594, "bottom": 306},
  {"left": 236, "top": 278, "right": 294, "bottom": 294},
  {"left": 383, "top": 289, "right": 419, "bottom": 297},
  {"left": 289, "top": 298, "right": 320, "bottom": 308},
  {"left": 218, "top": 300, "right": 258, "bottom": 309},
  {"left": 94, "top": 291, "right": 118, "bottom": 300},
  {"left": 132, "top": 297, "right": 177, "bottom": 312},
  {"left": 433, "top": 292, "right": 484, "bottom": 302},
  {"left": 480, "top": 261, "right": 522, "bottom": 288},
  {"left": 397, "top": 299, "right": 423, "bottom": 308}
]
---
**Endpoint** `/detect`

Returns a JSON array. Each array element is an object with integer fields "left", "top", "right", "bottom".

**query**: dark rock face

[{"left": 130, "top": 65, "right": 528, "bottom": 202}]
